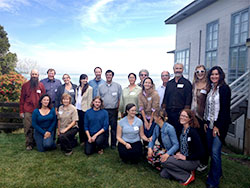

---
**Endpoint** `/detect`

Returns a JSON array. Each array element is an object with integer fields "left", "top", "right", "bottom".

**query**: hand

[
  {"left": 147, "top": 148, "right": 153, "bottom": 158},
  {"left": 174, "top": 153, "right": 186, "bottom": 160},
  {"left": 44, "top": 131, "right": 51, "bottom": 139},
  {"left": 20, "top": 113, "right": 24, "bottom": 119},
  {"left": 160, "top": 153, "right": 169, "bottom": 163},
  {"left": 125, "top": 143, "right": 132, "bottom": 149},
  {"left": 60, "top": 129, "right": 67, "bottom": 134},
  {"left": 148, "top": 136, "right": 152, "bottom": 142},
  {"left": 91, "top": 135, "right": 97, "bottom": 142},
  {"left": 88, "top": 137, "right": 92, "bottom": 143},
  {"left": 57, "top": 129, "right": 60, "bottom": 136},
  {"left": 213, "top": 126, "right": 220, "bottom": 137},
  {"left": 204, "top": 124, "right": 208, "bottom": 133}
]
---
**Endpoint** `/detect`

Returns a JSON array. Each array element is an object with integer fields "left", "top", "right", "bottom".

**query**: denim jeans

[
  {"left": 206, "top": 128, "right": 222, "bottom": 187},
  {"left": 34, "top": 129, "right": 56, "bottom": 152}
]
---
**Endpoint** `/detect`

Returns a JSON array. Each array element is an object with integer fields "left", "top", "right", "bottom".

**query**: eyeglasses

[
  {"left": 180, "top": 114, "right": 189, "bottom": 119},
  {"left": 140, "top": 74, "right": 147, "bottom": 77},
  {"left": 196, "top": 70, "right": 205, "bottom": 74},
  {"left": 161, "top": 74, "right": 170, "bottom": 77}
]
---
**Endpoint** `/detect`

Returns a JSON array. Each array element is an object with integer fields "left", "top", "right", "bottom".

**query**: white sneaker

[{"left": 197, "top": 164, "right": 207, "bottom": 172}]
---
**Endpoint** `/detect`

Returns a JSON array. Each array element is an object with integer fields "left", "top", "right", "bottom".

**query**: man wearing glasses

[
  {"left": 138, "top": 69, "right": 149, "bottom": 87},
  {"left": 157, "top": 71, "right": 170, "bottom": 107}
]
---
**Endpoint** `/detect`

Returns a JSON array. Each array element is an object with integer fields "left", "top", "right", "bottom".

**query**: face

[
  {"left": 41, "top": 96, "right": 50, "bottom": 107},
  {"left": 161, "top": 71, "right": 170, "bottom": 83},
  {"left": 139, "top": 71, "right": 148, "bottom": 82},
  {"left": 143, "top": 78, "right": 152, "bottom": 90},
  {"left": 174, "top": 64, "right": 183, "bottom": 77},
  {"left": 80, "top": 77, "right": 88, "bottom": 85},
  {"left": 127, "top": 106, "right": 137, "bottom": 117},
  {"left": 195, "top": 67, "right": 205, "bottom": 80},
  {"left": 93, "top": 98, "right": 101, "bottom": 109},
  {"left": 105, "top": 72, "right": 113, "bottom": 82},
  {"left": 63, "top": 75, "right": 71, "bottom": 84},
  {"left": 179, "top": 111, "right": 190, "bottom": 125},
  {"left": 210, "top": 69, "right": 220, "bottom": 84},
  {"left": 94, "top": 68, "right": 102, "bottom": 80},
  {"left": 128, "top": 74, "right": 136, "bottom": 85},
  {"left": 62, "top": 97, "right": 70, "bottom": 106},
  {"left": 30, "top": 70, "right": 39, "bottom": 79},
  {"left": 48, "top": 71, "right": 55, "bottom": 80},
  {"left": 153, "top": 115, "right": 161, "bottom": 124}
]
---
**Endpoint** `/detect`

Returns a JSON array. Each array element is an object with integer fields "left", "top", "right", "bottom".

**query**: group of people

[{"left": 19, "top": 64, "right": 231, "bottom": 188}]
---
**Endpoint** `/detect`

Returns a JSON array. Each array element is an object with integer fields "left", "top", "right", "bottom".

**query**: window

[
  {"left": 205, "top": 20, "right": 219, "bottom": 69},
  {"left": 175, "top": 49, "right": 189, "bottom": 74},
  {"left": 229, "top": 9, "right": 249, "bottom": 83}
]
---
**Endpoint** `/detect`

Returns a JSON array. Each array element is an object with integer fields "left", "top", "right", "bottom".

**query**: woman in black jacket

[
  {"left": 204, "top": 66, "right": 231, "bottom": 188},
  {"left": 161, "top": 109, "right": 204, "bottom": 186}
]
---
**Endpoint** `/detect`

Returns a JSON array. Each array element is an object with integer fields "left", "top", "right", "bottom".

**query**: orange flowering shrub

[{"left": 0, "top": 71, "right": 27, "bottom": 102}]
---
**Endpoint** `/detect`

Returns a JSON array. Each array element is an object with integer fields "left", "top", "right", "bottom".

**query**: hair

[
  {"left": 91, "top": 96, "right": 104, "bottom": 109},
  {"left": 79, "top": 74, "right": 89, "bottom": 95},
  {"left": 142, "top": 77, "right": 154, "bottom": 91},
  {"left": 153, "top": 109, "right": 168, "bottom": 122},
  {"left": 105, "top": 69, "right": 114, "bottom": 76},
  {"left": 38, "top": 94, "right": 52, "bottom": 109},
  {"left": 47, "top": 68, "right": 56, "bottom": 74},
  {"left": 139, "top": 69, "right": 149, "bottom": 76},
  {"left": 62, "top": 73, "right": 70, "bottom": 79},
  {"left": 180, "top": 109, "right": 200, "bottom": 128},
  {"left": 207, "top": 66, "right": 226, "bottom": 87},
  {"left": 193, "top": 65, "right": 207, "bottom": 84},
  {"left": 61, "top": 93, "right": 72, "bottom": 104},
  {"left": 124, "top": 103, "right": 136, "bottom": 116},
  {"left": 128, "top": 73, "right": 137, "bottom": 80},
  {"left": 94, "top": 67, "right": 102, "bottom": 72},
  {"left": 173, "top": 62, "right": 184, "bottom": 69}
]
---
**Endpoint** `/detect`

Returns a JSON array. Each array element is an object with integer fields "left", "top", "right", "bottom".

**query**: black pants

[
  {"left": 166, "top": 109, "right": 182, "bottom": 139},
  {"left": 58, "top": 127, "right": 78, "bottom": 153},
  {"left": 105, "top": 108, "right": 118, "bottom": 147},
  {"left": 77, "top": 110, "right": 87, "bottom": 143},
  {"left": 118, "top": 141, "right": 142, "bottom": 163},
  {"left": 85, "top": 133, "right": 105, "bottom": 155},
  {"left": 197, "top": 117, "right": 209, "bottom": 166}
]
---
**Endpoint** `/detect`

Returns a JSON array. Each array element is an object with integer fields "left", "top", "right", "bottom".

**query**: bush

[{"left": 0, "top": 71, "right": 26, "bottom": 102}]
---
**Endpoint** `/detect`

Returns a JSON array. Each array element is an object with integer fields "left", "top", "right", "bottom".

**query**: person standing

[
  {"left": 162, "top": 63, "right": 192, "bottom": 138},
  {"left": 138, "top": 69, "right": 149, "bottom": 87},
  {"left": 204, "top": 66, "right": 231, "bottom": 188},
  {"left": 119, "top": 73, "right": 141, "bottom": 117},
  {"left": 20, "top": 69, "right": 46, "bottom": 150},
  {"left": 89, "top": 67, "right": 105, "bottom": 98},
  {"left": 55, "top": 74, "right": 77, "bottom": 111},
  {"left": 40, "top": 68, "right": 62, "bottom": 107},
  {"left": 75, "top": 74, "right": 93, "bottom": 146},
  {"left": 157, "top": 71, "right": 170, "bottom": 107},
  {"left": 191, "top": 65, "right": 209, "bottom": 172},
  {"left": 97, "top": 70, "right": 122, "bottom": 149}
]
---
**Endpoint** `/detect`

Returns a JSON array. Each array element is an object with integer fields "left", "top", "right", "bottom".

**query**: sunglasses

[
  {"left": 196, "top": 70, "right": 205, "bottom": 74},
  {"left": 140, "top": 74, "right": 148, "bottom": 77},
  {"left": 161, "top": 74, "right": 170, "bottom": 77}
]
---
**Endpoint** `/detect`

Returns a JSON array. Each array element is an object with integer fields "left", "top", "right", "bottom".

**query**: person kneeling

[
  {"left": 117, "top": 103, "right": 149, "bottom": 164},
  {"left": 84, "top": 97, "right": 109, "bottom": 155}
]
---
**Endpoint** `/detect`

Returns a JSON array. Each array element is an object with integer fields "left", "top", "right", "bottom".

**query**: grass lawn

[{"left": 0, "top": 132, "right": 250, "bottom": 188}]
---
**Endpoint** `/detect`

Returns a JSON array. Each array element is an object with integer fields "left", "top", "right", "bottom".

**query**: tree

[{"left": 0, "top": 25, "right": 17, "bottom": 75}]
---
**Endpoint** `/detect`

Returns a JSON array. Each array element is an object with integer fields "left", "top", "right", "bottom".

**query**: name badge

[
  {"left": 187, "top": 137, "right": 191, "bottom": 141},
  {"left": 69, "top": 89, "right": 74, "bottom": 93},
  {"left": 55, "top": 89, "right": 57, "bottom": 92},
  {"left": 112, "top": 92, "right": 117, "bottom": 96},
  {"left": 130, "top": 92, "right": 136, "bottom": 96},
  {"left": 134, "top": 126, "right": 139, "bottom": 131},
  {"left": 177, "top": 84, "right": 184, "bottom": 88},
  {"left": 200, "top": 89, "right": 207, "bottom": 94},
  {"left": 58, "top": 111, "right": 63, "bottom": 115},
  {"left": 147, "top": 97, "right": 152, "bottom": 101},
  {"left": 37, "top": 90, "right": 41, "bottom": 93}
]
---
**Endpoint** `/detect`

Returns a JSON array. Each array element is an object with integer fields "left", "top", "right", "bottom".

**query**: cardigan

[
  {"left": 55, "top": 83, "right": 77, "bottom": 108},
  {"left": 75, "top": 86, "right": 93, "bottom": 112}
]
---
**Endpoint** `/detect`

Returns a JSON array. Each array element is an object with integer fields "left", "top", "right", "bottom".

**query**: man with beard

[
  {"left": 162, "top": 63, "right": 192, "bottom": 138},
  {"left": 20, "top": 69, "right": 46, "bottom": 151}
]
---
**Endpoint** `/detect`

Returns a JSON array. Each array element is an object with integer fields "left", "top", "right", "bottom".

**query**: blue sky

[{"left": 0, "top": 0, "right": 193, "bottom": 75}]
